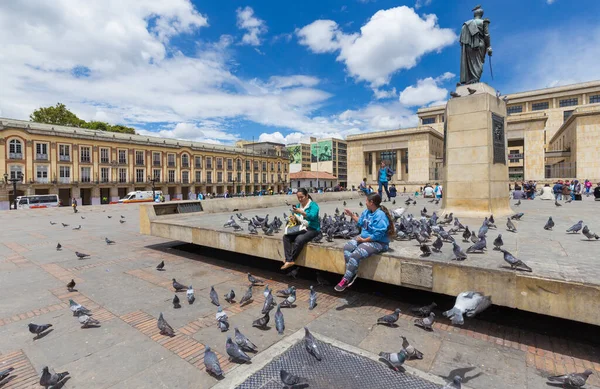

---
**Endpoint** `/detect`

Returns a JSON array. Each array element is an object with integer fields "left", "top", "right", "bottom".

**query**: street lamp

[
  {"left": 4, "top": 171, "right": 23, "bottom": 211},
  {"left": 148, "top": 175, "right": 159, "bottom": 201}
]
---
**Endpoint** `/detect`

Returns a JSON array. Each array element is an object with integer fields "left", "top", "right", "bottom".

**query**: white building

[{"left": 289, "top": 171, "right": 338, "bottom": 190}]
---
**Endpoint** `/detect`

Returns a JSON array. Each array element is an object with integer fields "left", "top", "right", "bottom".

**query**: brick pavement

[{"left": 0, "top": 203, "right": 598, "bottom": 389}]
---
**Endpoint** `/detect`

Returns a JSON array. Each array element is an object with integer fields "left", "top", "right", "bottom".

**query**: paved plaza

[{"left": 0, "top": 199, "right": 599, "bottom": 388}]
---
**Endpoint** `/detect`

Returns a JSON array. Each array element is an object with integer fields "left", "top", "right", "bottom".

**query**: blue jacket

[
  {"left": 357, "top": 208, "right": 390, "bottom": 244},
  {"left": 378, "top": 167, "right": 394, "bottom": 183}
]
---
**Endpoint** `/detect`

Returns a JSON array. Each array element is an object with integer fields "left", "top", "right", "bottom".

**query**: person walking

[
  {"left": 335, "top": 193, "right": 394, "bottom": 292},
  {"left": 584, "top": 179, "right": 592, "bottom": 194},
  {"left": 377, "top": 161, "right": 394, "bottom": 201},
  {"left": 434, "top": 183, "right": 443, "bottom": 199},
  {"left": 71, "top": 197, "right": 78, "bottom": 213},
  {"left": 281, "top": 188, "right": 320, "bottom": 270}
]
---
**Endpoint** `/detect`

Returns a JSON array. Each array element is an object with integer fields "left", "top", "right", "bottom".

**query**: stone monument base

[{"left": 441, "top": 82, "right": 513, "bottom": 218}]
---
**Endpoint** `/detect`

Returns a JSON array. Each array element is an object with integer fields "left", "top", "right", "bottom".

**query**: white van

[
  {"left": 17, "top": 194, "right": 60, "bottom": 209},
  {"left": 118, "top": 190, "right": 162, "bottom": 203}
]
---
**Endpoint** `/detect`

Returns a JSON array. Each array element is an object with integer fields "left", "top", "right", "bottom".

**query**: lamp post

[
  {"left": 148, "top": 175, "right": 158, "bottom": 201},
  {"left": 4, "top": 172, "right": 22, "bottom": 210}
]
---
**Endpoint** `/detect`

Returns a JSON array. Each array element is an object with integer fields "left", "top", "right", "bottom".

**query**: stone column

[
  {"left": 371, "top": 152, "right": 377, "bottom": 182},
  {"left": 109, "top": 186, "right": 119, "bottom": 203},
  {"left": 442, "top": 83, "right": 511, "bottom": 218},
  {"left": 396, "top": 150, "right": 403, "bottom": 181},
  {"left": 91, "top": 186, "right": 101, "bottom": 205}
]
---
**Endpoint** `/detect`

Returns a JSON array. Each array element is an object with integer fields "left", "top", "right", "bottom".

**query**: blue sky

[{"left": 1, "top": 0, "right": 599, "bottom": 145}]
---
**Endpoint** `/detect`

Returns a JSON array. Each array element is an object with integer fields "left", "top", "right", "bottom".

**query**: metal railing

[
  {"left": 545, "top": 162, "right": 576, "bottom": 179},
  {"left": 59, "top": 155, "right": 70, "bottom": 161},
  {"left": 36, "top": 154, "right": 48, "bottom": 160},
  {"left": 9, "top": 152, "right": 23, "bottom": 159}
]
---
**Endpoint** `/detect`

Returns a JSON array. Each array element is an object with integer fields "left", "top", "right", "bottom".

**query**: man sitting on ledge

[{"left": 594, "top": 183, "right": 600, "bottom": 201}]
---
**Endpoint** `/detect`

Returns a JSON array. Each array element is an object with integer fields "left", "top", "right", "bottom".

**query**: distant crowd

[{"left": 511, "top": 179, "right": 600, "bottom": 201}]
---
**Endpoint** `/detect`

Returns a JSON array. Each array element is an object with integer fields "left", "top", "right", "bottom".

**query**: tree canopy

[{"left": 30, "top": 103, "right": 136, "bottom": 134}]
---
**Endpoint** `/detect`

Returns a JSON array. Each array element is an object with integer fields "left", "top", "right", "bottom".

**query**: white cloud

[
  {"left": 372, "top": 87, "right": 397, "bottom": 100},
  {"left": 137, "top": 122, "right": 239, "bottom": 145},
  {"left": 297, "top": 6, "right": 456, "bottom": 87},
  {"left": 546, "top": 0, "right": 556, "bottom": 4},
  {"left": 236, "top": 6, "right": 267, "bottom": 46},
  {"left": 258, "top": 132, "right": 312, "bottom": 145},
  {"left": 414, "top": 0, "right": 432, "bottom": 9},
  {"left": 267, "top": 75, "right": 320, "bottom": 89},
  {"left": 399, "top": 72, "right": 454, "bottom": 106}
]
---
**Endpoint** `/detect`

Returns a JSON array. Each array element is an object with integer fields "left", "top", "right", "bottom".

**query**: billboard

[
  {"left": 311, "top": 140, "right": 332, "bottom": 162},
  {"left": 287, "top": 145, "right": 302, "bottom": 164}
]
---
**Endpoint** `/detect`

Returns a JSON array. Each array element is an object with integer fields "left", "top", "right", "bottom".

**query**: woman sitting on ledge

[
  {"left": 539, "top": 183, "right": 555, "bottom": 200},
  {"left": 335, "top": 193, "right": 395, "bottom": 292},
  {"left": 281, "top": 188, "right": 320, "bottom": 270}
]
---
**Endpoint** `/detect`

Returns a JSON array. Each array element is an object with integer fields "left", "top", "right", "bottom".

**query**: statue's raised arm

[{"left": 459, "top": 5, "right": 493, "bottom": 85}]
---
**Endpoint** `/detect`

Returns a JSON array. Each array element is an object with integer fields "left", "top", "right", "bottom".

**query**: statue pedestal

[{"left": 441, "top": 82, "right": 512, "bottom": 218}]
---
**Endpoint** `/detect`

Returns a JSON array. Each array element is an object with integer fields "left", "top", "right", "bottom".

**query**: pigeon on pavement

[
  {"left": 72, "top": 225, "right": 81, "bottom": 230},
  {"left": 555, "top": 200, "right": 562, "bottom": 207},
  {"left": 234, "top": 327, "right": 258, "bottom": 352},
  {"left": 566, "top": 220, "right": 583, "bottom": 233},
  {"left": 187, "top": 286, "right": 195, "bottom": 304},
  {"left": 204, "top": 346, "right": 223, "bottom": 377},
  {"left": 452, "top": 242, "right": 467, "bottom": 261},
  {"left": 277, "top": 285, "right": 296, "bottom": 297},
  {"left": 105, "top": 237, "right": 115, "bottom": 245},
  {"left": 308, "top": 286, "right": 318, "bottom": 310},
  {"left": 493, "top": 234, "right": 503, "bottom": 250},
  {"left": 378, "top": 349, "right": 407, "bottom": 371},
  {"left": 280, "top": 288, "right": 297, "bottom": 308},
  {"left": 28, "top": 323, "right": 52, "bottom": 337},
  {"left": 409, "top": 303, "right": 437, "bottom": 317},
  {"left": 66, "top": 279, "right": 76, "bottom": 291},
  {"left": 420, "top": 244, "right": 432, "bottom": 257},
  {"left": 224, "top": 289, "right": 236, "bottom": 303},
  {"left": 226, "top": 336, "right": 251, "bottom": 363},
  {"left": 275, "top": 304, "right": 285, "bottom": 335},
  {"left": 217, "top": 315, "right": 229, "bottom": 332},
  {"left": 263, "top": 285, "right": 270, "bottom": 298},
  {"left": 443, "top": 291, "right": 492, "bottom": 325},
  {"left": 157, "top": 312, "right": 175, "bottom": 337},
  {"left": 173, "top": 295, "right": 181, "bottom": 309},
  {"left": 511, "top": 212, "right": 524, "bottom": 220},
  {"left": 239, "top": 285, "right": 253, "bottom": 306},
  {"left": 75, "top": 251, "right": 90, "bottom": 259},
  {"left": 280, "top": 369, "right": 309, "bottom": 387},
  {"left": 172, "top": 278, "right": 187, "bottom": 292},
  {"left": 515, "top": 199, "right": 521, "bottom": 206},
  {"left": 506, "top": 218, "right": 517, "bottom": 233},
  {"left": 252, "top": 312, "right": 270, "bottom": 329},
  {"left": 69, "top": 299, "right": 91, "bottom": 316},
  {"left": 156, "top": 261, "right": 165, "bottom": 271},
  {"left": 432, "top": 236, "right": 443, "bottom": 252},
  {"left": 262, "top": 290, "right": 276, "bottom": 314},
  {"left": 56, "top": 243, "right": 62, "bottom": 251},
  {"left": 61, "top": 223, "right": 69, "bottom": 227},
  {"left": 401, "top": 336, "right": 424, "bottom": 360},
  {"left": 467, "top": 237, "right": 487, "bottom": 253},
  {"left": 500, "top": 249, "right": 532, "bottom": 272},
  {"left": 547, "top": 369, "right": 593, "bottom": 387},
  {"left": 582, "top": 225, "right": 600, "bottom": 240},
  {"left": 50, "top": 221, "right": 57, "bottom": 225},
  {"left": 414, "top": 312, "right": 435, "bottom": 331},
  {"left": 78, "top": 315, "right": 100, "bottom": 328},
  {"left": 209, "top": 286, "right": 220, "bottom": 306},
  {"left": 0, "top": 367, "right": 14, "bottom": 382},
  {"left": 442, "top": 376, "right": 462, "bottom": 389},
  {"left": 119, "top": 219, "right": 126, "bottom": 224},
  {"left": 247, "top": 273, "right": 264, "bottom": 285},
  {"left": 39, "top": 366, "right": 69, "bottom": 388},
  {"left": 462, "top": 227, "right": 471, "bottom": 242},
  {"left": 544, "top": 217, "right": 555, "bottom": 230},
  {"left": 304, "top": 327, "right": 322, "bottom": 361},
  {"left": 377, "top": 308, "right": 401, "bottom": 326}
]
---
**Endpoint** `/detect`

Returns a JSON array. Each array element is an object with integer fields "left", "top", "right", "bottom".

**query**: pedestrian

[
  {"left": 553, "top": 181, "right": 563, "bottom": 201},
  {"left": 188, "top": 190, "right": 193, "bottom": 200},
  {"left": 584, "top": 179, "right": 592, "bottom": 194},
  {"left": 562, "top": 180, "right": 571, "bottom": 200},
  {"left": 71, "top": 198, "right": 78, "bottom": 213},
  {"left": 434, "top": 183, "right": 443, "bottom": 199},
  {"left": 335, "top": 193, "right": 394, "bottom": 292},
  {"left": 281, "top": 188, "right": 320, "bottom": 270},
  {"left": 573, "top": 180, "right": 582, "bottom": 201},
  {"left": 377, "top": 161, "right": 394, "bottom": 201}
]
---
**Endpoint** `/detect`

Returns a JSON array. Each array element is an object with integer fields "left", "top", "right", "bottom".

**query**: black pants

[{"left": 282, "top": 228, "right": 319, "bottom": 263}]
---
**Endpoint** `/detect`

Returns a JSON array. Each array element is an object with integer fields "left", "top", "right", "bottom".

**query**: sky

[{"left": 1, "top": 0, "right": 600, "bottom": 146}]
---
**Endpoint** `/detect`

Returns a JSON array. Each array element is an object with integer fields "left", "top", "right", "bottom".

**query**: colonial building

[
  {"left": 0, "top": 118, "right": 289, "bottom": 209},
  {"left": 348, "top": 80, "right": 600, "bottom": 188}
]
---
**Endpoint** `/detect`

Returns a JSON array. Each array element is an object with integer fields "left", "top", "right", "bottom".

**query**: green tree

[{"left": 30, "top": 103, "right": 136, "bottom": 134}]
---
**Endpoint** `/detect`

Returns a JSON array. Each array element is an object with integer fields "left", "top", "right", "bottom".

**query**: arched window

[
  {"left": 181, "top": 154, "right": 189, "bottom": 167},
  {"left": 9, "top": 139, "right": 23, "bottom": 159},
  {"left": 9, "top": 165, "right": 24, "bottom": 181}
]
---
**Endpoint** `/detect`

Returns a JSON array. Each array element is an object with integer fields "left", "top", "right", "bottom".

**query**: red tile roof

[{"left": 289, "top": 171, "right": 338, "bottom": 180}]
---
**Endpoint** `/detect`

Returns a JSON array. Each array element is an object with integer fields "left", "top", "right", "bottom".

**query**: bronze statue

[{"left": 459, "top": 5, "right": 492, "bottom": 85}]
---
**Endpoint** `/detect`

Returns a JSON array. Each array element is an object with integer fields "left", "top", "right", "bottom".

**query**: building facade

[
  {"left": 289, "top": 171, "right": 338, "bottom": 190},
  {"left": 310, "top": 138, "right": 347, "bottom": 188},
  {"left": 0, "top": 119, "right": 289, "bottom": 209},
  {"left": 287, "top": 140, "right": 313, "bottom": 173}
]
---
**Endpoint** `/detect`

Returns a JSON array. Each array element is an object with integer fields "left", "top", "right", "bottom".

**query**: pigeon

[
  {"left": 450, "top": 91, "right": 460, "bottom": 98},
  {"left": 316, "top": 272, "right": 330, "bottom": 286},
  {"left": 506, "top": 218, "right": 517, "bottom": 232},
  {"left": 263, "top": 285, "right": 271, "bottom": 298},
  {"left": 156, "top": 261, "right": 165, "bottom": 271},
  {"left": 0, "top": 367, "right": 14, "bottom": 382},
  {"left": 470, "top": 231, "right": 479, "bottom": 244},
  {"left": 209, "top": 286, "right": 220, "bottom": 306},
  {"left": 414, "top": 312, "right": 435, "bottom": 331},
  {"left": 467, "top": 237, "right": 486, "bottom": 253},
  {"left": 566, "top": 220, "right": 583, "bottom": 233},
  {"left": 547, "top": 369, "right": 593, "bottom": 387},
  {"left": 69, "top": 299, "right": 91, "bottom": 316},
  {"left": 119, "top": 219, "right": 126, "bottom": 224},
  {"left": 81, "top": 216, "right": 85, "bottom": 219},
  {"left": 248, "top": 272, "right": 264, "bottom": 285},
  {"left": 515, "top": 199, "right": 521, "bottom": 206},
  {"left": 510, "top": 212, "right": 524, "bottom": 220},
  {"left": 121, "top": 215, "right": 125, "bottom": 219},
  {"left": 239, "top": 285, "right": 253, "bottom": 306},
  {"left": 420, "top": 244, "right": 432, "bottom": 257},
  {"left": 280, "top": 288, "right": 297, "bottom": 308},
  {"left": 61, "top": 223, "right": 69, "bottom": 227},
  {"left": 172, "top": 278, "right": 187, "bottom": 292},
  {"left": 467, "top": 87, "right": 476, "bottom": 95},
  {"left": 56, "top": 243, "right": 62, "bottom": 251},
  {"left": 277, "top": 286, "right": 296, "bottom": 298},
  {"left": 224, "top": 289, "right": 235, "bottom": 303},
  {"left": 173, "top": 295, "right": 181, "bottom": 309},
  {"left": 215, "top": 306, "right": 228, "bottom": 322},
  {"left": 401, "top": 336, "right": 424, "bottom": 360},
  {"left": 105, "top": 237, "right": 115, "bottom": 245},
  {"left": 107, "top": 216, "right": 112, "bottom": 218},
  {"left": 28, "top": 323, "right": 52, "bottom": 336},
  {"left": 443, "top": 291, "right": 492, "bottom": 325},
  {"left": 157, "top": 312, "right": 175, "bottom": 336},
  {"left": 275, "top": 304, "right": 285, "bottom": 335},
  {"left": 359, "top": 202, "right": 363, "bottom": 207},
  {"left": 50, "top": 221, "right": 57, "bottom": 225},
  {"left": 204, "top": 346, "right": 223, "bottom": 377},
  {"left": 377, "top": 308, "right": 401, "bottom": 326},
  {"left": 286, "top": 267, "right": 300, "bottom": 279},
  {"left": 304, "top": 327, "right": 322, "bottom": 361},
  {"left": 544, "top": 217, "right": 555, "bottom": 230},
  {"left": 187, "top": 285, "right": 195, "bottom": 304},
  {"left": 78, "top": 315, "right": 100, "bottom": 328},
  {"left": 432, "top": 236, "right": 443, "bottom": 252},
  {"left": 379, "top": 349, "right": 407, "bottom": 371},
  {"left": 75, "top": 251, "right": 90, "bottom": 259},
  {"left": 409, "top": 302, "right": 437, "bottom": 317},
  {"left": 582, "top": 225, "right": 599, "bottom": 240},
  {"left": 66, "top": 279, "right": 76, "bottom": 291},
  {"left": 262, "top": 290, "right": 276, "bottom": 314},
  {"left": 566, "top": 198, "right": 573, "bottom": 203},
  {"left": 280, "top": 369, "right": 309, "bottom": 387},
  {"left": 226, "top": 336, "right": 251, "bottom": 363},
  {"left": 442, "top": 376, "right": 462, "bottom": 389},
  {"left": 217, "top": 315, "right": 229, "bottom": 332},
  {"left": 39, "top": 366, "right": 69, "bottom": 388},
  {"left": 493, "top": 234, "right": 503, "bottom": 250},
  {"left": 462, "top": 227, "right": 471, "bottom": 242},
  {"left": 343, "top": 201, "right": 347, "bottom": 206},
  {"left": 252, "top": 312, "right": 270, "bottom": 329},
  {"left": 452, "top": 242, "right": 467, "bottom": 261},
  {"left": 234, "top": 327, "right": 258, "bottom": 352},
  {"left": 309, "top": 286, "right": 318, "bottom": 310},
  {"left": 248, "top": 223, "right": 258, "bottom": 234},
  {"left": 500, "top": 249, "right": 532, "bottom": 272}
]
